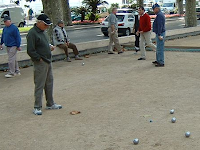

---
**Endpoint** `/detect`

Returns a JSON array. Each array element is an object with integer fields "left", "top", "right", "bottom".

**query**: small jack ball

[
  {"left": 133, "top": 138, "right": 139, "bottom": 145},
  {"left": 171, "top": 117, "right": 176, "bottom": 123},
  {"left": 170, "top": 109, "right": 175, "bottom": 114},
  {"left": 185, "top": 132, "right": 191, "bottom": 138}
]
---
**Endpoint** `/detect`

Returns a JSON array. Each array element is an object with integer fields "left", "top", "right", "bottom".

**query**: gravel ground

[{"left": 0, "top": 50, "right": 200, "bottom": 150}]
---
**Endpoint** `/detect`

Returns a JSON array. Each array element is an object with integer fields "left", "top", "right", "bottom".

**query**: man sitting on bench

[{"left": 53, "top": 20, "right": 82, "bottom": 62}]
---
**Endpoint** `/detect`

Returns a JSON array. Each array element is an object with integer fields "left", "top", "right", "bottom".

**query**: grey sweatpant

[
  {"left": 7, "top": 46, "right": 20, "bottom": 74},
  {"left": 33, "top": 61, "right": 55, "bottom": 109},
  {"left": 108, "top": 28, "right": 121, "bottom": 52},
  {"left": 139, "top": 31, "right": 156, "bottom": 58}
]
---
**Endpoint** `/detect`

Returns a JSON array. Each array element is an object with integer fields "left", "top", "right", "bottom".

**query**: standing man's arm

[
  {"left": 110, "top": 15, "right": 116, "bottom": 33},
  {"left": 27, "top": 33, "right": 41, "bottom": 61},
  {"left": 111, "top": 24, "right": 115, "bottom": 33},
  {"left": 156, "top": 15, "right": 164, "bottom": 40},
  {"left": 64, "top": 28, "right": 70, "bottom": 46},
  {"left": 14, "top": 27, "right": 21, "bottom": 51},
  {"left": 133, "top": 23, "right": 136, "bottom": 33},
  {"left": 0, "top": 29, "right": 4, "bottom": 50}
]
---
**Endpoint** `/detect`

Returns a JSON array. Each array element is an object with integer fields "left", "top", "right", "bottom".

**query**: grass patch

[{"left": 0, "top": 26, "right": 32, "bottom": 34}]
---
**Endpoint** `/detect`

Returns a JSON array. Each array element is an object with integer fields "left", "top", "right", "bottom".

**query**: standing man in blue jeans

[
  {"left": 0, "top": 15, "right": 21, "bottom": 78},
  {"left": 152, "top": 4, "right": 166, "bottom": 67}
]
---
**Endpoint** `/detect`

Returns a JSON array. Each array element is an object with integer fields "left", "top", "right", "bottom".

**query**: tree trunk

[
  {"left": 137, "top": 0, "right": 144, "bottom": 6},
  {"left": 61, "top": 0, "right": 72, "bottom": 26},
  {"left": 42, "top": 0, "right": 64, "bottom": 43},
  {"left": 185, "top": 0, "right": 197, "bottom": 27},
  {"left": 91, "top": 5, "right": 98, "bottom": 21},
  {"left": 177, "top": 0, "right": 184, "bottom": 15}
]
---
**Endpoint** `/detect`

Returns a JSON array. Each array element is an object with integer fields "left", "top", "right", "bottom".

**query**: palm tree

[{"left": 82, "top": 0, "right": 108, "bottom": 21}]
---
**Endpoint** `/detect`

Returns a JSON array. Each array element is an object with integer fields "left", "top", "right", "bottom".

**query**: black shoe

[
  {"left": 136, "top": 49, "right": 140, "bottom": 52},
  {"left": 155, "top": 63, "right": 164, "bottom": 67},
  {"left": 152, "top": 61, "right": 158, "bottom": 64},
  {"left": 138, "top": 58, "right": 146, "bottom": 60},
  {"left": 118, "top": 51, "right": 124, "bottom": 54},
  {"left": 108, "top": 52, "right": 115, "bottom": 54},
  {"left": 135, "top": 47, "right": 140, "bottom": 52}
]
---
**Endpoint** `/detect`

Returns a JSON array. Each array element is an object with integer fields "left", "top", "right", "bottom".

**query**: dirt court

[{"left": 1, "top": 50, "right": 200, "bottom": 150}]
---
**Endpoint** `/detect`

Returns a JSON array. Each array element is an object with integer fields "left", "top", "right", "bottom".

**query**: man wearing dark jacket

[
  {"left": 152, "top": 4, "right": 166, "bottom": 67},
  {"left": 27, "top": 14, "right": 62, "bottom": 115},
  {"left": 133, "top": 12, "right": 140, "bottom": 52},
  {"left": 0, "top": 15, "right": 21, "bottom": 78}
]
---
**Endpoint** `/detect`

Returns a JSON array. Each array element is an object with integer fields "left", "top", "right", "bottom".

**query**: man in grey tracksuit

[{"left": 27, "top": 14, "right": 62, "bottom": 115}]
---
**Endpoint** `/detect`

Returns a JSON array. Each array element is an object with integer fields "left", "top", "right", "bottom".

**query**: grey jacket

[
  {"left": 108, "top": 13, "right": 118, "bottom": 30},
  {"left": 53, "top": 25, "right": 69, "bottom": 46}
]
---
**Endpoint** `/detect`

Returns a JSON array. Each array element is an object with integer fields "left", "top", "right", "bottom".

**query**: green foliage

[
  {"left": 121, "top": 3, "right": 138, "bottom": 9},
  {"left": 110, "top": 3, "right": 119, "bottom": 8},
  {"left": 71, "top": 7, "right": 87, "bottom": 16},
  {"left": 85, "top": 12, "right": 100, "bottom": 21},
  {"left": 108, "top": 3, "right": 119, "bottom": 13},
  {"left": 130, "top": 3, "right": 138, "bottom": 9},
  {"left": 82, "top": 0, "right": 108, "bottom": 21},
  {"left": 82, "top": 0, "right": 108, "bottom": 13},
  {"left": 121, "top": 5, "right": 129, "bottom": 8}
]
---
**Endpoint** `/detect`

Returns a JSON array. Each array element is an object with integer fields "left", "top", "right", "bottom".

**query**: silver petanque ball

[
  {"left": 170, "top": 109, "right": 175, "bottom": 114},
  {"left": 133, "top": 138, "right": 139, "bottom": 145},
  {"left": 185, "top": 132, "right": 191, "bottom": 138},
  {"left": 171, "top": 117, "right": 176, "bottom": 123},
  {"left": 82, "top": 63, "right": 85, "bottom": 66}
]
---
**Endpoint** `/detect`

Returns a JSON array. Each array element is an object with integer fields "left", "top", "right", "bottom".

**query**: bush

[{"left": 85, "top": 13, "right": 100, "bottom": 21}]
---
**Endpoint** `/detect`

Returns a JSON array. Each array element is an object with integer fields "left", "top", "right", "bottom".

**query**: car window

[
  {"left": 116, "top": 15, "right": 125, "bottom": 22},
  {"left": 1, "top": 10, "right": 9, "bottom": 18},
  {"left": 128, "top": 15, "right": 134, "bottom": 22},
  {"left": 128, "top": 15, "right": 134, "bottom": 18},
  {"left": 117, "top": 10, "right": 134, "bottom": 13},
  {"left": 127, "top": 10, "right": 134, "bottom": 13},
  {"left": 163, "top": 3, "right": 174, "bottom": 7},
  {"left": 196, "top": 8, "right": 200, "bottom": 12}
]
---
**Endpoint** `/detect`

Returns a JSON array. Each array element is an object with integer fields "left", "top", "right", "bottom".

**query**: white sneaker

[
  {"left": 15, "top": 72, "right": 21, "bottom": 76},
  {"left": 46, "top": 104, "right": 62, "bottom": 110},
  {"left": 33, "top": 108, "right": 42, "bottom": 115},
  {"left": 5, "top": 73, "right": 15, "bottom": 78}
]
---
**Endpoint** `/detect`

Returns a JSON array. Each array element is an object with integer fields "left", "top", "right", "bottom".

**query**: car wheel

[
  {"left": 103, "top": 33, "right": 108, "bottom": 37},
  {"left": 124, "top": 28, "right": 130, "bottom": 36},
  {"left": 19, "top": 22, "right": 24, "bottom": 27}
]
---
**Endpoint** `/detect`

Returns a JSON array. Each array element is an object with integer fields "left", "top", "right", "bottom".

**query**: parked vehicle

[
  {"left": 0, "top": 4, "right": 25, "bottom": 28},
  {"left": 101, "top": 13, "right": 135, "bottom": 36},
  {"left": 162, "top": 0, "right": 176, "bottom": 14},
  {"left": 144, "top": 7, "right": 155, "bottom": 15},
  {"left": 71, "top": 15, "right": 81, "bottom": 21},
  {"left": 196, "top": 7, "right": 200, "bottom": 19},
  {"left": 117, "top": 8, "right": 135, "bottom": 14}
]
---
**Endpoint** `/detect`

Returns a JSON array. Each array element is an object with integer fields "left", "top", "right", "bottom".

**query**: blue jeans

[{"left": 156, "top": 32, "right": 165, "bottom": 65}]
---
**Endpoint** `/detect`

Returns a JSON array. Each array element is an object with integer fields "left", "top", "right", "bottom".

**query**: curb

[{"left": 1, "top": 27, "right": 200, "bottom": 71}]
